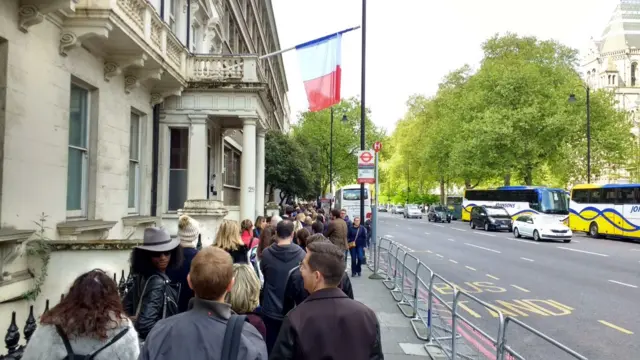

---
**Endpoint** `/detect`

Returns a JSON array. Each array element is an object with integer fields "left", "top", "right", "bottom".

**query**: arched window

[{"left": 632, "top": 62, "right": 638, "bottom": 86}]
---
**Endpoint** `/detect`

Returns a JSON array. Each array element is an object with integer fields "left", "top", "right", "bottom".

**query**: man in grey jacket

[{"left": 139, "top": 247, "right": 267, "bottom": 360}]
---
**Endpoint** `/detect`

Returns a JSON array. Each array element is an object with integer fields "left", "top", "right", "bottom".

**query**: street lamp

[
  {"left": 568, "top": 85, "right": 591, "bottom": 183},
  {"left": 329, "top": 108, "right": 348, "bottom": 209}
]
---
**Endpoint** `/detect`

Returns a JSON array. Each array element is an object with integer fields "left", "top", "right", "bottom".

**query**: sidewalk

[{"left": 350, "top": 265, "right": 433, "bottom": 359}]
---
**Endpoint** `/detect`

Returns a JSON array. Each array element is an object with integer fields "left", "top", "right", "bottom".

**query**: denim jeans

[{"left": 349, "top": 246, "right": 364, "bottom": 275}]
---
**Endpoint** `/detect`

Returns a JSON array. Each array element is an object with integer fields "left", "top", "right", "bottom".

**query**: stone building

[
  {"left": 0, "top": 0, "right": 289, "bottom": 327},
  {"left": 581, "top": 0, "right": 640, "bottom": 183}
]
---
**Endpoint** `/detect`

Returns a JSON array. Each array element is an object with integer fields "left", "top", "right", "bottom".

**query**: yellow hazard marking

[
  {"left": 486, "top": 274, "right": 500, "bottom": 280},
  {"left": 598, "top": 320, "right": 634, "bottom": 335},
  {"left": 510, "top": 285, "right": 530, "bottom": 293}
]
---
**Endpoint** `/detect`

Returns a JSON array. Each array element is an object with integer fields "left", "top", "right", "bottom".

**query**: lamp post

[
  {"left": 360, "top": 0, "right": 367, "bottom": 221},
  {"left": 568, "top": 85, "right": 591, "bottom": 183},
  {"left": 329, "top": 107, "right": 348, "bottom": 210}
]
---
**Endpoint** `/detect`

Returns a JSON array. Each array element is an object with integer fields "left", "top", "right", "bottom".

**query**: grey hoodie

[{"left": 260, "top": 242, "right": 306, "bottom": 319}]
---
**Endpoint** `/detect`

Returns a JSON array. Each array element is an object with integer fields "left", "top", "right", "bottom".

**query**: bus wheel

[{"left": 589, "top": 223, "right": 599, "bottom": 238}]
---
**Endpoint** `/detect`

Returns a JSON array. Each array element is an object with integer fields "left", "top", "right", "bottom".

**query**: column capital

[
  {"left": 257, "top": 130, "right": 267, "bottom": 138},
  {"left": 188, "top": 114, "right": 208, "bottom": 124},
  {"left": 240, "top": 116, "right": 258, "bottom": 127}
]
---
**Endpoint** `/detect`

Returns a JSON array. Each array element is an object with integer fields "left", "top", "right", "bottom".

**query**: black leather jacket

[
  {"left": 282, "top": 266, "right": 354, "bottom": 316},
  {"left": 122, "top": 272, "right": 176, "bottom": 340}
]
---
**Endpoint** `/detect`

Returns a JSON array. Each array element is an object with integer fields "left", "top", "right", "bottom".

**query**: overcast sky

[{"left": 272, "top": 0, "right": 619, "bottom": 132}]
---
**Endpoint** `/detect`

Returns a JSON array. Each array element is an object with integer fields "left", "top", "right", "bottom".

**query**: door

[
  {"left": 520, "top": 216, "right": 533, "bottom": 237},
  {"left": 616, "top": 187, "right": 636, "bottom": 237}
]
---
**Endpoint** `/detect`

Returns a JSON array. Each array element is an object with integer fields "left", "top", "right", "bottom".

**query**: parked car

[
  {"left": 378, "top": 206, "right": 388, "bottom": 212},
  {"left": 513, "top": 214, "right": 572, "bottom": 243},
  {"left": 393, "top": 205, "right": 405, "bottom": 215},
  {"left": 427, "top": 205, "right": 451, "bottom": 223},
  {"left": 404, "top": 204, "right": 422, "bottom": 219},
  {"left": 470, "top": 206, "right": 512, "bottom": 232}
]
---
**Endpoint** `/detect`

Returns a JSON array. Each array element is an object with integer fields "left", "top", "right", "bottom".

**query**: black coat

[
  {"left": 281, "top": 266, "right": 354, "bottom": 316},
  {"left": 270, "top": 288, "right": 383, "bottom": 360}
]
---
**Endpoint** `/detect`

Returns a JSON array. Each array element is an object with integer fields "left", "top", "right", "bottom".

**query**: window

[
  {"left": 168, "top": 128, "right": 189, "bottom": 211},
  {"left": 617, "top": 187, "right": 638, "bottom": 204},
  {"left": 169, "top": 0, "right": 177, "bottom": 33},
  {"left": 224, "top": 146, "right": 241, "bottom": 187},
  {"left": 128, "top": 113, "right": 141, "bottom": 213},
  {"left": 571, "top": 189, "right": 589, "bottom": 203},
  {"left": 342, "top": 189, "right": 369, "bottom": 200},
  {"left": 632, "top": 63, "right": 637, "bottom": 86},
  {"left": 67, "top": 84, "right": 90, "bottom": 217},
  {"left": 191, "top": 24, "right": 199, "bottom": 52}
]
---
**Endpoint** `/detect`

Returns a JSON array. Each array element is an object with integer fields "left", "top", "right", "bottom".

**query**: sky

[{"left": 271, "top": 0, "right": 620, "bottom": 133}]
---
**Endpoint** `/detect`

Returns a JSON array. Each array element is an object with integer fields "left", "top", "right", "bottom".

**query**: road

[{"left": 376, "top": 212, "right": 639, "bottom": 360}]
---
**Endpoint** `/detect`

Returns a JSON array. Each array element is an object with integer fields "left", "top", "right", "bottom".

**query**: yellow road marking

[
  {"left": 510, "top": 285, "right": 530, "bottom": 293},
  {"left": 598, "top": 320, "right": 634, "bottom": 335},
  {"left": 486, "top": 274, "right": 500, "bottom": 280},
  {"left": 465, "top": 266, "right": 476, "bottom": 271}
]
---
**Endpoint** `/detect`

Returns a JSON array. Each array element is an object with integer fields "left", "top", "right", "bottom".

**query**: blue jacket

[{"left": 347, "top": 225, "right": 368, "bottom": 248}]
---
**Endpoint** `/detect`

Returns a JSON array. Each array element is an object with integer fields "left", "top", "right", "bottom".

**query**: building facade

[
  {"left": 582, "top": 0, "right": 640, "bottom": 184},
  {"left": 0, "top": 0, "right": 289, "bottom": 309}
]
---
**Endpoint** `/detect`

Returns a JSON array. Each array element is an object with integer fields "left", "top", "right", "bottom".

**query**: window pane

[
  {"left": 170, "top": 128, "right": 189, "bottom": 169},
  {"left": 169, "top": 169, "right": 188, "bottom": 211},
  {"left": 224, "top": 147, "right": 231, "bottom": 184},
  {"left": 69, "top": 85, "right": 88, "bottom": 148},
  {"left": 128, "top": 161, "right": 138, "bottom": 209},
  {"left": 130, "top": 113, "right": 140, "bottom": 160},
  {"left": 67, "top": 147, "right": 84, "bottom": 211}
]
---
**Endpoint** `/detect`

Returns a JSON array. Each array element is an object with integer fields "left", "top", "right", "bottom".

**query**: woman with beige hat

[{"left": 167, "top": 215, "right": 200, "bottom": 312}]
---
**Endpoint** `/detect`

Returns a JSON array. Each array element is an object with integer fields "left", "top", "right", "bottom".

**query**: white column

[
  {"left": 187, "top": 114, "right": 208, "bottom": 200},
  {"left": 255, "top": 130, "right": 266, "bottom": 217},
  {"left": 240, "top": 118, "right": 257, "bottom": 221}
]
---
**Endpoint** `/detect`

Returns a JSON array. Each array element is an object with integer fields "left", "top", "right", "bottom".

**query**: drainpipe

[
  {"left": 151, "top": 104, "right": 160, "bottom": 216},
  {"left": 186, "top": 0, "right": 191, "bottom": 48}
]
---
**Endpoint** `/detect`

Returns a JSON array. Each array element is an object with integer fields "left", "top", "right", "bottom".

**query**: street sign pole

[{"left": 369, "top": 149, "right": 383, "bottom": 279}]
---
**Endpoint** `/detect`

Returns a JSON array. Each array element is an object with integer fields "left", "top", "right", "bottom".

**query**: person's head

[
  {"left": 353, "top": 216, "right": 361, "bottom": 227},
  {"left": 340, "top": 209, "right": 347, "bottom": 219},
  {"left": 296, "top": 228, "right": 310, "bottom": 248},
  {"left": 188, "top": 247, "right": 234, "bottom": 302},
  {"left": 301, "top": 242, "right": 345, "bottom": 293},
  {"left": 225, "top": 264, "right": 261, "bottom": 314},
  {"left": 311, "top": 220, "right": 324, "bottom": 234},
  {"left": 178, "top": 215, "right": 200, "bottom": 248},
  {"left": 240, "top": 219, "right": 253, "bottom": 234},
  {"left": 285, "top": 206, "right": 294, "bottom": 216},
  {"left": 214, "top": 220, "right": 244, "bottom": 251},
  {"left": 131, "top": 227, "right": 183, "bottom": 275},
  {"left": 331, "top": 209, "right": 341, "bottom": 220},
  {"left": 40, "top": 269, "right": 125, "bottom": 340},
  {"left": 306, "top": 233, "right": 329, "bottom": 246},
  {"left": 304, "top": 217, "right": 312, "bottom": 226},
  {"left": 317, "top": 214, "right": 325, "bottom": 223},
  {"left": 276, "top": 220, "right": 295, "bottom": 242},
  {"left": 270, "top": 215, "right": 282, "bottom": 228},
  {"left": 266, "top": 215, "right": 272, "bottom": 224},
  {"left": 255, "top": 216, "right": 266, "bottom": 229},
  {"left": 257, "top": 226, "right": 276, "bottom": 258}
]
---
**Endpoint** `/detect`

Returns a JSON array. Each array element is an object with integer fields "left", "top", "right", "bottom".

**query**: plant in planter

[{"left": 22, "top": 212, "right": 52, "bottom": 301}]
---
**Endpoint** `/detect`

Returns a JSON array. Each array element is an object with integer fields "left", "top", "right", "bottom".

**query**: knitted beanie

[{"left": 178, "top": 215, "right": 200, "bottom": 248}]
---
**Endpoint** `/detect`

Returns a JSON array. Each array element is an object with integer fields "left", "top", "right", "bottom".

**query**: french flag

[{"left": 296, "top": 33, "right": 342, "bottom": 112}]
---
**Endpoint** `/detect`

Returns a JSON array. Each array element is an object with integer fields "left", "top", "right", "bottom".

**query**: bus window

[
  {"left": 572, "top": 189, "right": 589, "bottom": 203},
  {"left": 540, "top": 190, "right": 569, "bottom": 214},
  {"left": 343, "top": 189, "right": 368, "bottom": 200},
  {"left": 617, "top": 187, "right": 637, "bottom": 204},
  {"left": 604, "top": 188, "right": 617, "bottom": 204}
]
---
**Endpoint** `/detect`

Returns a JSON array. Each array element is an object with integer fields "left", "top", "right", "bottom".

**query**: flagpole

[
  {"left": 359, "top": 0, "right": 367, "bottom": 223},
  {"left": 259, "top": 26, "right": 361, "bottom": 60}
]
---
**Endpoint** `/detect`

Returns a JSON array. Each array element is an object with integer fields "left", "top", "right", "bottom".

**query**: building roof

[{"left": 599, "top": 0, "right": 640, "bottom": 53}]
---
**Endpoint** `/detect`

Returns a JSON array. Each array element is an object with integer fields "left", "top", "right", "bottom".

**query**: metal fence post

[{"left": 369, "top": 236, "right": 384, "bottom": 279}]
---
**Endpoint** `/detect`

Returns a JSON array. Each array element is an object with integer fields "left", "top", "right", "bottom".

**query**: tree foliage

[
  {"left": 382, "top": 33, "right": 633, "bottom": 203},
  {"left": 264, "top": 130, "right": 315, "bottom": 203}
]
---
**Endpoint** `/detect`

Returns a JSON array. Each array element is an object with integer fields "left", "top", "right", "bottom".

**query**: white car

[
  {"left": 404, "top": 205, "right": 422, "bottom": 219},
  {"left": 512, "top": 214, "right": 572, "bottom": 243}
]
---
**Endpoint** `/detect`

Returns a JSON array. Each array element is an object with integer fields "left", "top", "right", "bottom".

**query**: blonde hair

[
  {"left": 225, "top": 264, "right": 260, "bottom": 313},
  {"left": 214, "top": 220, "right": 244, "bottom": 251}
]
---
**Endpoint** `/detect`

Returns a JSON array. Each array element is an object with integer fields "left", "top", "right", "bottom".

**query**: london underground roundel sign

[{"left": 373, "top": 141, "right": 382, "bottom": 152}]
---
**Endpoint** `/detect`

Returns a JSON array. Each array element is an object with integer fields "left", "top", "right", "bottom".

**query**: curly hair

[
  {"left": 130, "top": 245, "right": 184, "bottom": 276},
  {"left": 40, "top": 269, "right": 125, "bottom": 340}
]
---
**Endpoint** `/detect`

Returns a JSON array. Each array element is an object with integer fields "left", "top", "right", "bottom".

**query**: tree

[
  {"left": 264, "top": 131, "right": 314, "bottom": 204},
  {"left": 292, "top": 97, "right": 386, "bottom": 195}
]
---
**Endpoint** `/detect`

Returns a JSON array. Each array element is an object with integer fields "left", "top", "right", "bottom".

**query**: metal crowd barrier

[{"left": 367, "top": 236, "right": 588, "bottom": 360}]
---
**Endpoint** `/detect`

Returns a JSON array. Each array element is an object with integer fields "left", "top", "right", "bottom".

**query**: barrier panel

[{"left": 370, "top": 236, "right": 589, "bottom": 360}]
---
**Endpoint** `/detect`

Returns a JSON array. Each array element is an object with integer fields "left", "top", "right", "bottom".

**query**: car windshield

[
  {"left": 433, "top": 206, "right": 446, "bottom": 211},
  {"left": 540, "top": 190, "right": 569, "bottom": 215},
  {"left": 408, "top": 205, "right": 418, "bottom": 209},
  {"left": 486, "top": 207, "right": 509, "bottom": 216}
]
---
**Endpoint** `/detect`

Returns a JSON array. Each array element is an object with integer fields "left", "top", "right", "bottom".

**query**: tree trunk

[
  {"left": 523, "top": 165, "right": 533, "bottom": 186},
  {"left": 503, "top": 173, "right": 511, "bottom": 186},
  {"left": 267, "top": 184, "right": 275, "bottom": 202},
  {"left": 439, "top": 177, "right": 446, "bottom": 205}
]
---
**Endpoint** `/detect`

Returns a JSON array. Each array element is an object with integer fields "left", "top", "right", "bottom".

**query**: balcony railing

[{"left": 187, "top": 55, "right": 261, "bottom": 83}]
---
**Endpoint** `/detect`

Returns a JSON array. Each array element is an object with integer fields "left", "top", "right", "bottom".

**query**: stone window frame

[
  {"left": 166, "top": 125, "right": 190, "bottom": 213},
  {"left": 128, "top": 110, "right": 144, "bottom": 214},
  {"left": 66, "top": 82, "right": 92, "bottom": 219}
]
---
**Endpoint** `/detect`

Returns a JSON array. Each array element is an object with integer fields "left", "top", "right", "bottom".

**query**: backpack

[
  {"left": 221, "top": 315, "right": 247, "bottom": 360},
  {"left": 54, "top": 325, "right": 129, "bottom": 359}
]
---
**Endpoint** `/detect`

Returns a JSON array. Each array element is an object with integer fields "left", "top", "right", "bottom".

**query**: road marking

[
  {"left": 465, "top": 243, "right": 502, "bottom": 253},
  {"left": 436, "top": 254, "right": 444, "bottom": 258},
  {"left": 427, "top": 250, "right": 433, "bottom": 253},
  {"left": 433, "top": 224, "right": 444, "bottom": 228},
  {"left": 508, "top": 238, "right": 539, "bottom": 245},
  {"left": 385, "top": 234, "right": 394, "bottom": 238},
  {"left": 453, "top": 228, "right": 466, "bottom": 232},
  {"left": 424, "top": 232, "right": 430, "bottom": 235},
  {"left": 511, "top": 285, "right": 530, "bottom": 293},
  {"left": 598, "top": 320, "right": 634, "bottom": 335},
  {"left": 448, "top": 239, "right": 455, "bottom": 242},
  {"left": 557, "top": 246, "right": 608, "bottom": 257},
  {"left": 572, "top": 240, "right": 580, "bottom": 243},
  {"left": 631, "top": 249, "right": 640, "bottom": 252},
  {"left": 520, "top": 257, "right": 534, "bottom": 262},
  {"left": 449, "top": 259, "right": 458, "bottom": 264},
  {"left": 465, "top": 266, "right": 476, "bottom": 271},
  {"left": 486, "top": 274, "right": 500, "bottom": 280},
  {"left": 608, "top": 280, "right": 638, "bottom": 288},
  {"left": 473, "top": 231, "right": 496, "bottom": 237}
]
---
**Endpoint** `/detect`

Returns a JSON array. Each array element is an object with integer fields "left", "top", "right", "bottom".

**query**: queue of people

[{"left": 21, "top": 206, "right": 382, "bottom": 360}]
